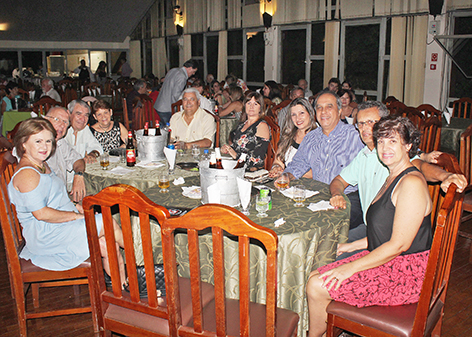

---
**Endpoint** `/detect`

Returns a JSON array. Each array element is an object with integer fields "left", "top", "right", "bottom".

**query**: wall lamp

[
  {"left": 174, "top": 5, "right": 184, "bottom": 35},
  {"left": 263, "top": 12, "right": 272, "bottom": 29}
]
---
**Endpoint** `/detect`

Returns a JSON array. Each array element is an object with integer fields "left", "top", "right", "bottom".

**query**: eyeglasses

[
  {"left": 44, "top": 115, "right": 69, "bottom": 127},
  {"left": 356, "top": 120, "right": 379, "bottom": 128}
]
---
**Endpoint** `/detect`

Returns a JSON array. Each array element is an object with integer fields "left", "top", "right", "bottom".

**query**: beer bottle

[
  {"left": 214, "top": 105, "right": 219, "bottom": 115},
  {"left": 155, "top": 120, "right": 161, "bottom": 136},
  {"left": 233, "top": 153, "right": 247, "bottom": 169},
  {"left": 143, "top": 122, "right": 149, "bottom": 136},
  {"left": 126, "top": 131, "right": 136, "bottom": 167},
  {"left": 215, "top": 148, "right": 224, "bottom": 169},
  {"left": 209, "top": 152, "right": 217, "bottom": 168}
]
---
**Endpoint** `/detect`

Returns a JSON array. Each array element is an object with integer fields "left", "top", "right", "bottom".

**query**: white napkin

[
  {"left": 237, "top": 178, "right": 252, "bottom": 210},
  {"left": 207, "top": 183, "right": 221, "bottom": 203},
  {"left": 308, "top": 201, "right": 335, "bottom": 212},
  {"left": 274, "top": 218, "right": 286, "bottom": 228},
  {"left": 173, "top": 177, "right": 185, "bottom": 185},
  {"left": 135, "top": 161, "right": 165, "bottom": 169},
  {"left": 30, "top": 111, "right": 38, "bottom": 118},
  {"left": 281, "top": 187, "right": 319, "bottom": 199},
  {"left": 345, "top": 117, "right": 354, "bottom": 124},
  {"left": 163, "top": 147, "right": 177, "bottom": 170},
  {"left": 109, "top": 166, "right": 134, "bottom": 175},
  {"left": 109, "top": 156, "right": 119, "bottom": 163},
  {"left": 443, "top": 107, "right": 452, "bottom": 124},
  {"left": 182, "top": 186, "right": 201, "bottom": 199}
]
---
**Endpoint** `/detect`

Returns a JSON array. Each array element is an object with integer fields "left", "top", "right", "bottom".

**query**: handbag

[{"left": 134, "top": 264, "right": 166, "bottom": 297}]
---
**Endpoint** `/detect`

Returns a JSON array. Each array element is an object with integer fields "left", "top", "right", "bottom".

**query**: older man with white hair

[
  {"left": 169, "top": 88, "right": 216, "bottom": 149},
  {"left": 41, "top": 78, "right": 61, "bottom": 103}
]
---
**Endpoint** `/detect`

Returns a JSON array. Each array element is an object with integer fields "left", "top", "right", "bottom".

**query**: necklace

[
  {"left": 24, "top": 154, "right": 46, "bottom": 174},
  {"left": 98, "top": 123, "right": 112, "bottom": 133}
]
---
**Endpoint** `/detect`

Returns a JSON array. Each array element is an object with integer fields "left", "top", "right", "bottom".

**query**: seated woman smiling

[
  {"left": 8, "top": 118, "right": 126, "bottom": 286},
  {"left": 90, "top": 99, "right": 128, "bottom": 152},
  {"left": 269, "top": 98, "right": 317, "bottom": 178},
  {"left": 306, "top": 115, "right": 432, "bottom": 337}
]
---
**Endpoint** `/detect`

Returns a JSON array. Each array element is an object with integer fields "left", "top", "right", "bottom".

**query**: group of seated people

[{"left": 4, "top": 68, "right": 469, "bottom": 337}]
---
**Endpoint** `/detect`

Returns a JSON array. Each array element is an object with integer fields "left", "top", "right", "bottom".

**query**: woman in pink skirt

[{"left": 306, "top": 115, "right": 433, "bottom": 337}]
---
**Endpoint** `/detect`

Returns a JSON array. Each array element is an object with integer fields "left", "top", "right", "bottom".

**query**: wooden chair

[
  {"left": 6, "top": 121, "right": 22, "bottom": 143},
  {"left": 83, "top": 82, "right": 102, "bottom": 97},
  {"left": 263, "top": 97, "right": 276, "bottom": 115},
  {"left": 326, "top": 153, "right": 464, "bottom": 337},
  {"left": 162, "top": 204, "right": 299, "bottom": 337},
  {"left": 204, "top": 109, "right": 220, "bottom": 148},
  {"left": 460, "top": 124, "right": 472, "bottom": 224},
  {"left": 416, "top": 103, "right": 442, "bottom": 119},
  {"left": 0, "top": 151, "right": 99, "bottom": 337},
  {"left": 387, "top": 100, "right": 407, "bottom": 116},
  {"left": 263, "top": 115, "right": 280, "bottom": 171},
  {"left": 83, "top": 184, "right": 217, "bottom": 336},
  {"left": 171, "top": 99, "right": 182, "bottom": 115},
  {"left": 419, "top": 115, "right": 442, "bottom": 153},
  {"left": 270, "top": 99, "right": 291, "bottom": 122},
  {"left": 121, "top": 97, "right": 130, "bottom": 130},
  {"left": 451, "top": 97, "right": 472, "bottom": 119},
  {"left": 383, "top": 96, "right": 399, "bottom": 107},
  {"left": 134, "top": 94, "right": 158, "bottom": 129},
  {"left": 403, "top": 106, "right": 425, "bottom": 129},
  {"left": 32, "top": 96, "right": 61, "bottom": 116},
  {"left": 17, "top": 88, "right": 29, "bottom": 101}
]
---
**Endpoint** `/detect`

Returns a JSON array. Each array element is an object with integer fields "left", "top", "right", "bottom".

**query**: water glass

[
  {"left": 158, "top": 174, "right": 170, "bottom": 193},
  {"left": 293, "top": 185, "right": 306, "bottom": 207},
  {"left": 99, "top": 152, "right": 109, "bottom": 170},
  {"left": 192, "top": 145, "right": 200, "bottom": 160},
  {"left": 255, "top": 195, "right": 270, "bottom": 218}
]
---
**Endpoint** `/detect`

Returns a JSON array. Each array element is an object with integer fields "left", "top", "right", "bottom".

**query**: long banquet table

[
  {"left": 84, "top": 157, "right": 350, "bottom": 336},
  {"left": 2, "top": 110, "right": 32, "bottom": 137}
]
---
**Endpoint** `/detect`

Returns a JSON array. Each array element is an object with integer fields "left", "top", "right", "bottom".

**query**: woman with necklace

[
  {"left": 269, "top": 98, "right": 317, "bottom": 178},
  {"left": 90, "top": 99, "right": 128, "bottom": 152},
  {"left": 221, "top": 91, "right": 270, "bottom": 171},
  {"left": 306, "top": 115, "right": 433, "bottom": 337},
  {"left": 8, "top": 118, "right": 126, "bottom": 286}
]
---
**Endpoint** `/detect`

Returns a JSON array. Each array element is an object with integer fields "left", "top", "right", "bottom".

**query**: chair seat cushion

[
  {"left": 327, "top": 300, "right": 443, "bottom": 337},
  {"left": 104, "top": 277, "right": 215, "bottom": 335},
  {"left": 189, "top": 298, "right": 299, "bottom": 337}
]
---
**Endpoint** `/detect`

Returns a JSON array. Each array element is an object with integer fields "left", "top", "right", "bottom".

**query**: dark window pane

[
  {"left": 282, "top": 29, "right": 306, "bottom": 84},
  {"left": 144, "top": 41, "right": 153, "bottom": 76},
  {"left": 310, "top": 60, "right": 324, "bottom": 94},
  {"left": 192, "top": 34, "right": 204, "bottom": 57},
  {"left": 246, "top": 31, "right": 265, "bottom": 83},
  {"left": 22, "top": 51, "right": 43, "bottom": 77},
  {"left": 206, "top": 35, "right": 218, "bottom": 79},
  {"left": 449, "top": 16, "right": 472, "bottom": 98},
  {"left": 228, "top": 59, "right": 243, "bottom": 79},
  {"left": 228, "top": 30, "right": 243, "bottom": 56},
  {"left": 383, "top": 60, "right": 389, "bottom": 100},
  {"left": 311, "top": 23, "right": 325, "bottom": 55},
  {"left": 344, "top": 24, "right": 379, "bottom": 91},
  {"left": 385, "top": 18, "right": 391, "bottom": 55},
  {"left": 168, "top": 38, "right": 180, "bottom": 69},
  {"left": 0, "top": 51, "right": 18, "bottom": 77}
]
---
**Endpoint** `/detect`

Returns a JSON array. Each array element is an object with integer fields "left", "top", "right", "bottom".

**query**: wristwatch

[{"left": 74, "top": 171, "right": 84, "bottom": 176}]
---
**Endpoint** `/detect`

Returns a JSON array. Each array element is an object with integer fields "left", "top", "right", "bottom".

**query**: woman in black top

[{"left": 306, "top": 115, "right": 433, "bottom": 337}]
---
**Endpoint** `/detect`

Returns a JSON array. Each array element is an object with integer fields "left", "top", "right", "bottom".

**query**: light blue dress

[{"left": 8, "top": 167, "right": 103, "bottom": 271}]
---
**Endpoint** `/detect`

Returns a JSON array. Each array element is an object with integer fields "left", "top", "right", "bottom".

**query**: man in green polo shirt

[{"left": 329, "top": 101, "right": 467, "bottom": 259}]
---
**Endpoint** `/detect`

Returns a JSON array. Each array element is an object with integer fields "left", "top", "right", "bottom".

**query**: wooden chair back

[
  {"left": 204, "top": 109, "right": 220, "bottom": 148},
  {"left": 134, "top": 94, "right": 158, "bottom": 128},
  {"left": 17, "top": 88, "right": 29, "bottom": 101},
  {"left": 326, "top": 153, "right": 464, "bottom": 337},
  {"left": 263, "top": 115, "right": 280, "bottom": 171},
  {"left": 263, "top": 97, "right": 276, "bottom": 114},
  {"left": 161, "top": 204, "right": 297, "bottom": 336},
  {"left": 83, "top": 82, "right": 102, "bottom": 97},
  {"left": 63, "top": 86, "right": 78, "bottom": 107},
  {"left": 403, "top": 106, "right": 425, "bottom": 129},
  {"left": 270, "top": 99, "right": 291, "bottom": 122},
  {"left": 121, "top": 97, "right": 130, "bottom": 130},
  {"left": 387, "top": 100, "right": 407, "bottom": 116},
  {"left": 0, "top": 151, "right": 98, "bottom": 336},
  {"left": 383, "top": 95, "right": 399, "bottom": 107},
  {"left": 419, "top": 115, "right": 442, "bottom": 153},
  {"left": 171, "top": 99, "right": 183, "bottom": 115},
  {"left": 460, "top": 124, "right": 472, "bottom": 185},
  {"left": 32, "top": 96, "right": 61, "bottom": 116},
  {"left": 82, "top": 184, "right": 171, "bottom": 336},
  {"left": 452, "top": 97, "right": 472, "bottom": 119},
  {"left": 416, "top": 103, "right": 442, "bottom": 119}
]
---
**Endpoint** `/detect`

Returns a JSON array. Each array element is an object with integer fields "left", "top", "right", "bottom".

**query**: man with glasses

[
  {"left": 329, "top": 101, "right": 467, "bottom": 259},
  {"left": 45, "top": 107, "right": 86, "bottom": 202}
]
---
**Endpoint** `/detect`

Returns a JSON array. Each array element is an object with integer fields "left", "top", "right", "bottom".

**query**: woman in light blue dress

[{"left": 8, "top": 118, "right": 126, "bottom": 285}]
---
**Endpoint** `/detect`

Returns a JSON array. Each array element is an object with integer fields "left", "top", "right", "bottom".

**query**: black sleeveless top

[{"left": 366, "top": 166, "right": 432, "bottom": 255}]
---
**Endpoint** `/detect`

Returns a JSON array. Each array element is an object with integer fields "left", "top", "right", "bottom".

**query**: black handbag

[{"left": 134, "top": 264, "right": 166, "bottom": 297}]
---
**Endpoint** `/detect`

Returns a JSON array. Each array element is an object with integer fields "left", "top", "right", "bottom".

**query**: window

[
  {"left": 281, "top": 28, "right": 307, "bottom": 85},
  {"left": 309, "top": 23, "right": 325, "bottom": 94},
  {"left": 0, "top": 51, "right": 18, "bottom": 77},
  {"left": 228, "top": 30, "right": 244, "bottom": 80},
  {"left": 167, "top": 37, "right": 180, "bottom": 69},
  {"left": 206, "top": 35, "right": 218, "bottom": 79},
  {"left": 46, "top": 52, "right": 65, "bottom": 77},
  {"left": 22, "top": 51, "right": 43, "bottom": 77},
  {"left": 246, "top": 31, "right": 265, "bottom": 84}
]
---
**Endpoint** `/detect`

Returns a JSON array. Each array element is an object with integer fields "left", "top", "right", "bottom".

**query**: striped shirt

[{"left": 285, "top": 121, "right": 364, "bottom": 194}]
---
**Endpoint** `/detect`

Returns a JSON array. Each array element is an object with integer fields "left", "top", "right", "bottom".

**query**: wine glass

[
  {"left": 158, "top": 174, "right": 170, "bottom": 193},
  {"left": 277, "top": 173, "right": 290, "bottom": 191},
  {"left": 99, "top": 152, "right": 109, "bottom": 170},
  {"left": 293, "top": 185, "right": 306, "bottom": 207},
  {"left": 255, "top": 195, "right": 269, "bottom": 218}
]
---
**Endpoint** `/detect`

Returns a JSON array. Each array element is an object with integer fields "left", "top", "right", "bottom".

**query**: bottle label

[{"left": 126, "top": 149, "right": 136, "bottom": 163}]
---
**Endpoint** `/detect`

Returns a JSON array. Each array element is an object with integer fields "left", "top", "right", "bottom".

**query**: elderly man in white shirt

[
  {"left": 41, "top": 78, "right": 62, "bottom": 103},
  {"left": 170, "top": 88, "right": 216, "bottom": 149}
]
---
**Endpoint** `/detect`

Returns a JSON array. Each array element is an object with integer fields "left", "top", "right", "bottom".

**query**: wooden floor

[{"left": 1, "top": 221, "right": 472, "bottom": 337}]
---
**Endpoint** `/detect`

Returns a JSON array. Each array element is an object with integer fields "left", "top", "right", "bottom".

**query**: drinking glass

[
  {"left": 293, "top": 185, "right": 306, "bottom": 207},
  {"left": 99, "top": 152, "right": 109, "bottom": 170},
  {"left": 255, "top": 195, "right": 269, "bottom": 218},
  {"left": 158, "top": 174, "right": 170, "bottom": 193},
  {"left": 277, "top": 173, "right": 290, "bottom": 191},
  {"left": 192, "top": 144, "right": 200, "bottom": 160}
]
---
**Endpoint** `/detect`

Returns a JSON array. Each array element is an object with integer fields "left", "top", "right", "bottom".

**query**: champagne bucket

[
  {"left": 136, "top": 129, "right": 167, "bottom": 162},
  {"left": 199, "top": 159, "right": 246, "bottom": 207}
]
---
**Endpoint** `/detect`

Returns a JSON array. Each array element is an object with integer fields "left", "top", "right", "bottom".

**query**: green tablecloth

[
  {"left": 2, "top": 110, "right": 32, "bottom": 137},
  {"left": 440, "top": 117, "right": 472, "bottom": 159}
]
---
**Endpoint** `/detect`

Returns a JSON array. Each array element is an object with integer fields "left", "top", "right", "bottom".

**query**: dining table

[
  {"left": 84, "top": 154, "right": 350, "bottom": 336},
  {"left": 2, "top": 110, "right": 33, "bottom": 137},
  {"left": 440, "top": 117, "right": 472, "bottom": 159}
]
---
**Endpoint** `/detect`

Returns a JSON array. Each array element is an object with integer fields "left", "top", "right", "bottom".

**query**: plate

[
  {"left": 177, "top": 162, "right": 199, "bottom": 171},
  {"left": 182, "top": 187, "right": 202, "bottom": 199}
]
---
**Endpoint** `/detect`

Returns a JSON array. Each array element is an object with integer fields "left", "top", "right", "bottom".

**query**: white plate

[{"left": 182, "top": 186, "right": 202, "bottom": 199}]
